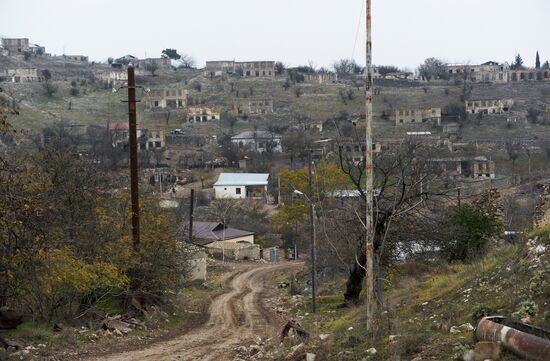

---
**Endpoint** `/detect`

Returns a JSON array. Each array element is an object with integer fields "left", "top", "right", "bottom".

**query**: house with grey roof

[
  {"left": 213, "top": 173, "right": 270, "bottom": 200},
  {"left": 231, "top": 131, "right": 282, "bottom": 153},
  {"left": 191, "top": 221, "right": 259, "bottom": 260}
]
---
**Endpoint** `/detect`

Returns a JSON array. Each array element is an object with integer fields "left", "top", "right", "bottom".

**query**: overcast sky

[{"left": 1, "top": 0, "right": 548, "bottom": 69}]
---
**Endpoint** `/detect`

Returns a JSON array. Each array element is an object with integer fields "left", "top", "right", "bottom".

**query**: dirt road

[{"left": 89, "top": 262, "right": 302, "bottom": 361}]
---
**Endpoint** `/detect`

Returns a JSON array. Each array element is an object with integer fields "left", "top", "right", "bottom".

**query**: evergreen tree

[
  {"left": 542, "top": 61, "right": 550, "bottom": 70},
  {"left": 512, "top": 53, "right": 524, "bottom": 70},
  {"left": 536, "top": 51, "right": 541, "bottom": 69}
]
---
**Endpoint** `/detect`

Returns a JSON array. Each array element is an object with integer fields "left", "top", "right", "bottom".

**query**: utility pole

[
  {"left": 308, "top": 150, "right": 317, "bottom": 313},
  {"left": 189, "top": 189, "right": 195, "bottom": 243},
  {"left": 127, "top": 66, "right": 140, "bottom": 249},
  {"left": 364, "top": 0, "right": 375, "bottom": 330}
]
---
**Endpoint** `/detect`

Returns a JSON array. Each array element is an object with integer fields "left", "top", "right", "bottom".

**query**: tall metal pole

[
  {"left": 308, "top": 150, "right": 317, "bottom": 313},
  {"left": 127, "top": 66, "right": 140, "bottom": 249},
  {"left": 364, "top": 0, "right": 375, "bottom": 330}
]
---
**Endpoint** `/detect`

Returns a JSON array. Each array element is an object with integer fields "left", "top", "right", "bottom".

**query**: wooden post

[
  {"left": 364, "top": 0, "right": 375, "bottom": 330},
  {"left": 127, "top": 66, "right": 140, "bottom": 249}
]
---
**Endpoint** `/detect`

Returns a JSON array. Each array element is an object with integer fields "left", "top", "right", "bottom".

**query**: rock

[
  {"left": 450, "top": 326, "right": 461, "bottom": 334},
  {"left": 113, "top": 329, "right": 123, "bottom": 337},
  {"left": 388, "top": 335, "right": 400, "bottom": 342},
  {"left": 459, "top": 323, "right": 475, "bottom": 332},
  {"left": 249, "top": 344, "right": 262, "bottom": 355},
  {"left": 347, "top": 326, "right": 354, "bottom": 331},
  {"left": 463, "top": 350, "right": 474, "bottom": 361},
  {"left": 366, "top": 347, "right": 377, "bottom": 355},
  {"left": 411, "top": 357, "right": 422, "bottom": 361},
  {"left": 319, "top": 334, "right": 331, "bottom": 341},
  {"left": 306, "top": 353, "right": 316, "bottom": 361},
  {"left": 473, "top": 341, "right": 501, "bottom": 361}
]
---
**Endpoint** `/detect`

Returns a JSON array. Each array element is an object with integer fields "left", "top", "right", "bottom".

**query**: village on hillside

[{"left": 2, "top": 17, "right": 550, "bottom": 361}]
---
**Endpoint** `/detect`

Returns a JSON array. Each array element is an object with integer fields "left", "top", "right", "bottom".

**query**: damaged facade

[
  {"left": 395, "top": 108, "right": 441, "bottom": 126},
  {"left": 466, "top": 99, "right": 514, "bottom": 115},
  {"left": 205, "top": 60, "right": 275, "bottom": 78},
  {"left": 430, "top": 156, "right": 496, "bottom": 179},
  {"left": 136, "top": 58, "right": 172, "bottom": 72},
  {"left": 231, "top": 131, "right": 282, "bottom": 153},
  {"left": 234, "top": 99, "right": 274, "bottom": 117},
  {"left": 145, "top": 88, "right": 187, "bottom": 109},
  {"left": 447, "top": 61, "right": 550, "bottom": 83},
  {"left": 108, "top": 122, "right": 165, "bottom": 151},
  {"left": 0, "top": 68, "right": 42, "bottom": 82},
  {"left": 187, "top": 106, "right": 221, "bottom": 122},
  {"left": 1, "top": 38, "right": 30, "bottom": 54}
]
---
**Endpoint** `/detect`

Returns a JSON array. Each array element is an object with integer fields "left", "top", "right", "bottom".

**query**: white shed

[{"left": 213, "top": 173, "right": 269, "bottom": 199}]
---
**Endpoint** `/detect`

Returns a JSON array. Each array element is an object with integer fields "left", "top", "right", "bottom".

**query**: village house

[
  {"left": 1, "top": 38, "right": 29, "bottom": 53},
  {"left": 465, "top": 99, "right": 514, "bottom": 115},
  {"left": 509, "top": 69, "right": 550, "bottom": 82},
  {"left": 0, "top": 68, "right": 42, "bottom": 82},
  {"left": 205, "top": 60, "right": 275, "bottom": 78},
  {"left": 145, "top": 88, "right": 187, "bottom": 109},
  {"left": 191, "top": 222, "right": 260, "bottom": 261},
  {"left": 429, "top": 156, "right": 496, "bottom": 180},
  {"left": 213, "top": 173, "right": 270, "bottom": 200},
  {"left": 108, "top": 122, "right": 165, "bottom": 151},
  {"left": 234, "top": 99, "right": 274, "bottom": 117},
  {"left": 187, "top": 105, "right": 221, "bottom": 122},
  {"left": 395, "top": 108, "right": 442, "bottom": 126},
  {"left": 231, "top": 130, "right": 282, "bottom": 153}
]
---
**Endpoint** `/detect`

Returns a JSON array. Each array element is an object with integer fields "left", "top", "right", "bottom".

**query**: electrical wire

[{"left": 351, "top": 0, "right": 365, "bottom": 62}]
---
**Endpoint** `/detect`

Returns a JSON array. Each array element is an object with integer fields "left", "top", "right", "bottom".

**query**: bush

[{"left": 442, "top": 205, "right": 502, "bottom": 261}]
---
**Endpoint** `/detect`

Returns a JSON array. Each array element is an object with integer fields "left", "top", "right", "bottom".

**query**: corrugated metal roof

[
  {"left": 192, "top": 221, "right": 254, "bottom": 245},
  {"left": 214, "top": 173, "right": 269, "bottom": 186}
]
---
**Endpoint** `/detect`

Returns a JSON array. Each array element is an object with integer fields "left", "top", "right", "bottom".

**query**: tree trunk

[{"left": 343, "top": 240, "right": 366, "bottom": 306}]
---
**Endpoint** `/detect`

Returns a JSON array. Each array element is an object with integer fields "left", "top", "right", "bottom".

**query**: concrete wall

[
  {"left": 214, "top": 185, "right": 247, "bottom": 199},
  {"left": 206, "top": 242, "right": 260, "bottom": 261}
]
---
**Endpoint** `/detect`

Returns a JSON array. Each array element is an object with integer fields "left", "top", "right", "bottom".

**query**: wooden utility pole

[
  {"left": 189, "top": 189, "right": 195, "bottom": 242},
  {"left": 127, "top": 66, "right": 140, "bottom": 249},
  {"left": 308, "top": 150, "right": 317, "bottom": 313},
  {"left": 364, "top": 0, "right": 375, "bottom": 330}
]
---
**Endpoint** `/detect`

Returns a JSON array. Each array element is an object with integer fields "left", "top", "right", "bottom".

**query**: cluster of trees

[{"left": 0, "top": 109, "right": 188, "bottom": 321}]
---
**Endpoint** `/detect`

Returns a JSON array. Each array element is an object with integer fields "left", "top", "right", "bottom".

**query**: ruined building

[
  {"left": 145, "top": 88, "right": 187, "bottom": 109},
  {"left": 187, "top": 106, "right": 221, "bottom": 122},
  {"left": 205, "top": 61, "right": 275, "bottom": 78},
  {"left": 429, "top": 156, "right": 496, "bottom": 180},
  {"left": 0, "top": 68, "right": 42, "bottom": 82},
  {"left": 1, "top": 38, "right": 29, "bottom": 53},
  {"left": 234, "top": 99, "right": 274, "bottom": 117},
  {"left": 108, "top": 122, "right": 165, "bottom": 151},
  {"left": 465, "top": 99, "right": 513, "bottom": 115},
  {"left": 395, "top": 108, "right": 441, "bottom": 126}
]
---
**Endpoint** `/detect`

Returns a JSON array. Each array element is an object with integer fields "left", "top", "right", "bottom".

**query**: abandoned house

[
  {"left": 136, "top": 58, "right": 172, "bottom": 72},
  {"left": 205, "top": 60, "right": 275, "bottom": 78},
  {"left": 465, "top": 99, "right": 514, "bottom": 115},
  {"left": 145, "top": 88, "right": 187, "bottom": 109},
  {"left": 187, "top": 105, "right": 221, "bottom": 122},
  {"left": 231, "top": 130, "right": 283, "bottom": 153},
  {"left": 509, "top": 69, "right": 550, "bottom": 82},
  {"left": 0, "top": 68, "right": 42, "bottom": 82},
  {"left": 447, "top": 61, "right": 510, "bottom": 83},
  {"left": 108, "top": 122, "right": 165, "bottom": 151},
  {"left": 429, "top": 156, "right": 496, "bottom": 180},
  {"left": 234, "top": 99, "right": 274, "bottom": 117},
  {"left": 191, "top": 222, "right": 260, "bottom": 261},
  {"left": 213, "top": 173, "right": 270, "bottom": 200},
  {"left": 395, "top": 108, "right": 442, "bottom": 126},
  {"left": 1, "top": 38, "right": 29, "bottom": 53}
]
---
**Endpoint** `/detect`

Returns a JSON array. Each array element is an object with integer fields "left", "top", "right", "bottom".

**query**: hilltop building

[
  {"left": 205, "top": 60, "right": 275, "bottom": 78},
  {"left": 108, "top": 122, "right": 164, "bottom": 151}
]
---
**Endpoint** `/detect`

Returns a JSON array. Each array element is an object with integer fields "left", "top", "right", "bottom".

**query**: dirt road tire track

[{"left": 87, "top": 262, "right": 302, "bottom": 361}]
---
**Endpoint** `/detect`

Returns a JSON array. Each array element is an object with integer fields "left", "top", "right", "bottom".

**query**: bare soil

[{"left": 85, "top": 262, "right": 302, "bottom": 361}]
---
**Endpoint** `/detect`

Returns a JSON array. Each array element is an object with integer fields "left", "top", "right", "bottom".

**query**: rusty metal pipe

[
  {"left": 127, "top": 66, "right": 140, "bottom": 248},
  {"left": 476, "top": 317, "right": 550, "bottom": 361}
]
